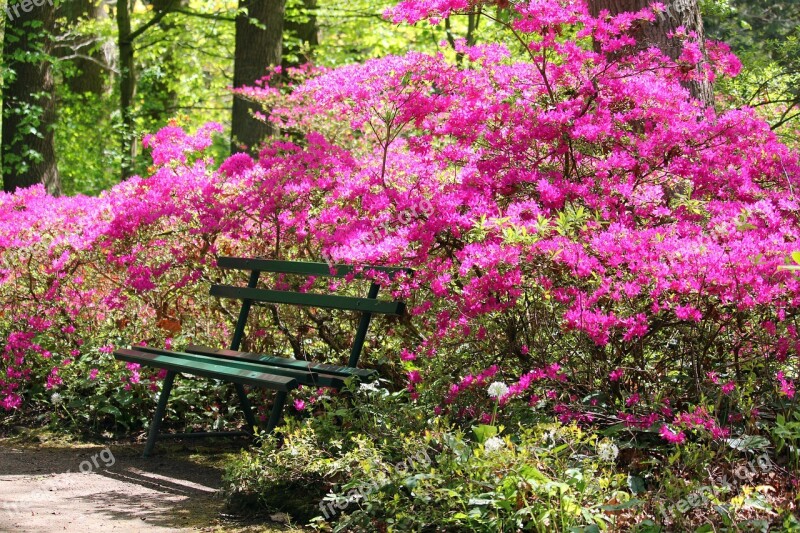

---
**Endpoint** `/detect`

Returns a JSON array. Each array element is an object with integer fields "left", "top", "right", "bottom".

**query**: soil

[{"left": 0, "top": 436, "right": 303, "bottom": 533}]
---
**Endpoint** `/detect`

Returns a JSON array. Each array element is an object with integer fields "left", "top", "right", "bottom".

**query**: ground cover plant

[{"left": 1, "top": 0, "right": 799, "bottom": 530}]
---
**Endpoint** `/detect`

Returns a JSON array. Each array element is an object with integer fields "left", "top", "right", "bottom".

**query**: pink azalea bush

[{"left": 1, "top": 0, "right": 799, "bottom": 447}]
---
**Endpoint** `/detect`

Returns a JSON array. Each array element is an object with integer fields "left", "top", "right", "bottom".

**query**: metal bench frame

[{"left": 114, "top": 257, "right": 410, "bottom": 457}]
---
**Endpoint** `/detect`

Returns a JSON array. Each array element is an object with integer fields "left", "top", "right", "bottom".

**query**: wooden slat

[
  {"left": 135, "top": 346, "right": 347, "bottom": 389},
  {"left": 216, "top": 257, "right": 413, "bottom": 279},
  {"left": 114, "top": 349, "right": 298, "bottom": 392},
  {"left": 211, "top": 285, "right": 406, "bottom": 315},
  {"left": 134, "top": 346, "right": 319, "bottom": 383},
  {"left": 185, "top": 345, "right": 378, "bottom": 380}
]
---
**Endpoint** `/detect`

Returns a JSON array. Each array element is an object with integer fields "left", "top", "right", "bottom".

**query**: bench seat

[
  {"left": 133, "top": 345, "right": 365, "bottom": 389},
  {"left": 115, "top": 348, "right": 299, "bottom": 392},
  {"left": 184, "top": 345, "right": 378, "bottom": 381}
]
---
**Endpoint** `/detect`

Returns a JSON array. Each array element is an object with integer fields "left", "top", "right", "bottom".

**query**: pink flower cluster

[
  {"left": 444, "top": 365, "right": 499, "bottom": 405},
  {"left": 777, "top": 372, "right": 796, "bottom": 399},
  {"left": 673, "top": 407, "right": 731, "bottom": 440}
]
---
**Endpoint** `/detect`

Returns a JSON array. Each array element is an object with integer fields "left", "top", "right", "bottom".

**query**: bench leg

[
  {"left": 234, "top": 383, "right": 257, "bottom": 432},
  {"left": 265, "top": 391, "right": 288, "bottom": 433},
  {"left": 143, "top": 370, "right": 176, "bottom": 458}
]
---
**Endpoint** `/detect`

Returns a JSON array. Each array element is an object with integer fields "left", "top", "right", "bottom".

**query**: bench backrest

[{"left": 212, "top": 257, "right": 411, "bottom": 368}]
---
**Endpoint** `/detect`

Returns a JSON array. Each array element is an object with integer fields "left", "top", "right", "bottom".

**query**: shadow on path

[{"left": 0, "top": 441, "right": 262, "bottom": 532}]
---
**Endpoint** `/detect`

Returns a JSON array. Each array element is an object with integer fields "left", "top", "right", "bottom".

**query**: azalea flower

[{"left": 660, "top": 425, "right": 686, "bottom": 444}]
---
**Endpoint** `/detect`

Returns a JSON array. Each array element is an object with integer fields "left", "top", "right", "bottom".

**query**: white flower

[
  {"left": 484, "top": 436, "right": 505, "bottom": 453},
  {"left": 597, "top": 441, "right": 619, "bottom": 462},
  {"left": 487, "top": 382, "right": 509, "bottom": 399},
  {"left": 50, "top": 393, "right": 63, "bottom": 406},
  {"left": 359, "top": 382, "right": 380, "bottom": 393}
]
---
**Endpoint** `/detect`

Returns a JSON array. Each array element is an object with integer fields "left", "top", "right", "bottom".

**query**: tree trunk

[
  {"left": 588, "top": 0, "right": 714, "bottom": 105},
  {"left": 116, "top": 0, "right": 180, "bottom": 180},
  {"left": 283, "top": 0, "right": 318, "bottom": 69},
  {"left": 1, "top": 0, "right": 62, "bottom": 195},
  {"left": 59, "top": 0, "right": 108, "bottom": 97},
  {"left": 117, "top": 0, "right": 136, "bottom": 179},
  {"left": 231, "top": 0, "right": 286, "bottom": 154}
]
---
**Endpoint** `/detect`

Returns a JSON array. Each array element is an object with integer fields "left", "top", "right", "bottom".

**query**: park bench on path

[{"left": 114, "top": 257, "right": 410, "bottom": 457}]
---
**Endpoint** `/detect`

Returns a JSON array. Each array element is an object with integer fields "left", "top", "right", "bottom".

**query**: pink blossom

[
  {"left": 660, "top": 425, "right": 686, "bottom": 444},
  {"left": 400, "top": 348, "right": 417, "bottom": 361},
  {"left": 777, "top": 372, "right": 796, "bottom": 398}
]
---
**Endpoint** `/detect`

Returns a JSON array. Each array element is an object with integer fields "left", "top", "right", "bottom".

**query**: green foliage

[
  {"left": 704, "top": 0, "right": 800, "bottom": 140},
  {"left": 313, "top": 0, "right": 440, "bottom": 66},
  {"left": 55, "top": 91, "right": 121, "bottom": 195},
  {"left": 772, "top": 411, "right": 800, "bottom": 472},
  {"left": 224, "top": 384, "right": 636, "bottom": 531}
]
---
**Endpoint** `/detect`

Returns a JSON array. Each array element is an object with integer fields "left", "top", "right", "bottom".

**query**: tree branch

[
  {"left": 173, "top": 8, "right": 236, "bottom": 22},
  {"left": 128, "top": 0, "right": 180, "bottom": 43}
]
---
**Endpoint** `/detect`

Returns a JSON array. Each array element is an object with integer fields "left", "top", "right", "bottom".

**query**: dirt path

[{"left": 0, "top": 441, "right": 295, "bottom": 533}]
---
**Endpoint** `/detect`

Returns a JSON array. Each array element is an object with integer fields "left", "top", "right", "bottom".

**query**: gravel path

[{"left": 0, "top": 442, "right": 244, "bottom": 532}]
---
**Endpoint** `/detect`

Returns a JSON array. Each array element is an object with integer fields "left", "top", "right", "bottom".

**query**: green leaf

[
  {"left": 634, "top": 520, "right": 662, "bottom": 533},
  {"left": 726, "top": 435, "right": 770, "bottom": 451},
  {"left": 570, "top": 525, "right": 600, "bottom": 533},
  {"left": 99, "top": 405, "right": 122, "bottom": 418},
  {"left": 600, "top": 423, "right": 626, "bottom": 436},
  {"left": 627, "top": 474, "right": 646, "bottom": 495},
  {"left": 519, "top": 464, "right": 550, "bottom": 482},
  {"left": 472, "top": 424, "right": 498, "bottom": 444},
  {"left": 792, "top": 251, "right": 800, "bottom": 265}
]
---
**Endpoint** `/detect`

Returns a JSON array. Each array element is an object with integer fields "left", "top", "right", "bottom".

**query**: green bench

[{"left": 114, "top": 257, "right": 410, "bottom": 457}]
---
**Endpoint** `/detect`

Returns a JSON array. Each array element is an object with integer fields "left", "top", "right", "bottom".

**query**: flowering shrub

[
  {"left": 238, "top": 0, "right": 800, "bottom": 444},
  {"left": 0, "top": 0, "right": 798, "bottom": 462}
]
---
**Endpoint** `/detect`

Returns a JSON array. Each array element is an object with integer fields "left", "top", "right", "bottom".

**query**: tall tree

[
  {"left": 588, "top": 0, "right": 713, "bottom": 105},
  {"left": 231, "top": 0, "right": 286, "bottom": 154},
  {"left": 116, "top": 0, "right": 179, "bottom": 179},
  {"left": 1, "top": 0, "right": 62, "bottom": 195}
]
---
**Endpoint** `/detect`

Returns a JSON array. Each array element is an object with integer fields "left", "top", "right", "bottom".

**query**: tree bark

[
  {"left": 231, "top": 0, "right": 286, "bottom": 154},
  {"left": 117, "top": 0, "right": 136, "bottom": 179},
  {"left": 1, "top": 0, "right": 62, "bottom": 195},
  {"left": 588, "top": 0, "right": 714, "bottom": 105}
]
